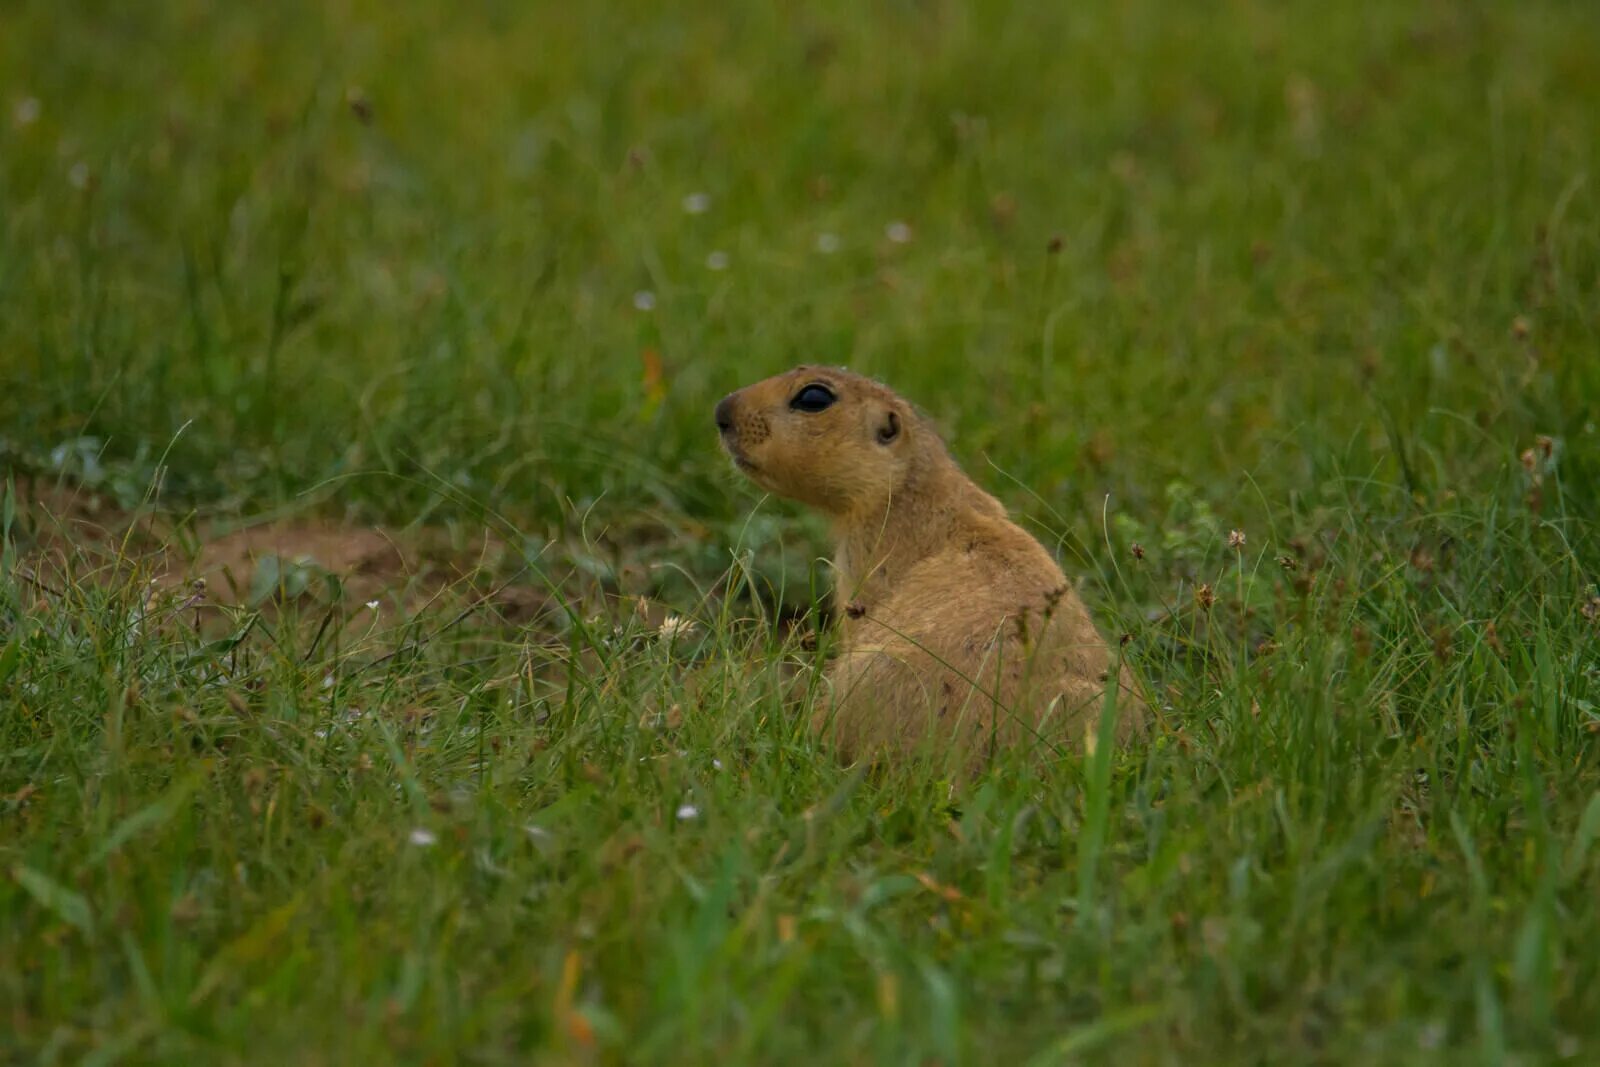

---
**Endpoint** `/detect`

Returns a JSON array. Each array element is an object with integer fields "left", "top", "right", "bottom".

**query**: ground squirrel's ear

[{"left": 876, "top": 408, "right": 901, "bottom": 445}]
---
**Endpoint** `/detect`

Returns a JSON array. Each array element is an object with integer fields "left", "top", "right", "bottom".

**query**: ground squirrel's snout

[{"left": 716, "top": 392, "right": 759, "bottom": 474}]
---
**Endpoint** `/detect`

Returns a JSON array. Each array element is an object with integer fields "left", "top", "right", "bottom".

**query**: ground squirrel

[{"left": 715, "top": 365, "right": 1144, "bottom": 768}]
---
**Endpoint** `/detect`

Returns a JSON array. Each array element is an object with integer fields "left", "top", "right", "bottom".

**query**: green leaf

[
  {"left": 1025, "top": 1005, "right": 1163, "bottom": 1065},
  {"left": 247, "top": 554, "right": 283, "bottom": 607},
  {"left": 0, "top": 637, "right": 20, "bottom": 687},
  {"left": 13, "top": 865, "right": 94, "bottom": 934},
  {"left": 88, "top": 776, "right": 202, "bottom": 866},
  {"left": 1563, "top": 792, "right": 1600, "bottom": 885},
  {"left": 188, "top": 891, "right": 307, "bottom": 1006}
]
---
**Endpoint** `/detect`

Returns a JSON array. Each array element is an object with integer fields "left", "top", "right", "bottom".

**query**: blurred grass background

[
  {"left": 6, "top": 0, "right": 1595, "bottom": 528},
  {"left": 3, "top": 1, "right": 1600, "bottom": 1063}
]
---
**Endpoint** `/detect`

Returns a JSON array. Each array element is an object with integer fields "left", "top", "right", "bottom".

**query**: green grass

[{"left": 4, "top": 0, "right": 1600, "bottom": 1062}]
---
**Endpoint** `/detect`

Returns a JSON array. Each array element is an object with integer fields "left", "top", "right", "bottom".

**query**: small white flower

[
  {"left": 682, "top": 191, "right": 711, "bottom": 214},
  {"left": 658, "top": 614, "right": 696, "bottom": 640},
  {"left": 885, "top": 220, "right": 913, "bottom": 244},
  {"left": 68, "top": 162, "right": 90, "bottom": 190},
  {"left": 633, "top": 290, "right": 656, "bottom": 311},
  {"left": 712, "top": 758, "right": 724, "bottom": 771},
  {"left": 14, "top": 97, "right": 40, "bottom": 127},
  {"left": 675, "top": 804, "right": 700, "bottom": 821},
  {"left": 365, "top": 599, "right": 380, "bottom": 610},
  {"left": 705, "top": 250, "right": 729, "bottom": 271},
  {"left": 408, "top": 828, "right": 437, "bottom": 847},
  {"left": 815, "top": 232, "right": 841, "bottom": 255}
]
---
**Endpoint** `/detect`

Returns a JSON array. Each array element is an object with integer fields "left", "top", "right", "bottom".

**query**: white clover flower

[
  {"left": 815, "top": 232, "right": 841, "bottom": 254},
  {"left": 705, "top": 250, "right": 729, "bottom": 271},
  {"left": 14, "top": 97, "right": 40, "bottom": 126},
  {"left": 633, "top": 290, "right": 656, "bottom": 311},
  {"left": 675, "top": 804, "right": 700, "bottom": 821},
  {"left": 682, "top": 192, "right": 711, "bottom": 214},
  {"left": 408, "top": 828, "right": 437, "bottom": 847},
  {"left": 885, "top": 221, "right": 913, "bottom": 244}
]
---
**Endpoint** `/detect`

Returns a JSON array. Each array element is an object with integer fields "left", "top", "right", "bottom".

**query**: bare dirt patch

[
  {"left": 189, "top": 521, "right": 432, "bottom": 607},
  {"left": 8, "top": 477, "right": 552, "bottom": 625}
]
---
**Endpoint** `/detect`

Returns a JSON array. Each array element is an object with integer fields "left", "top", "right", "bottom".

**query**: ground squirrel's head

[{"left": 715, "top": 365, "right": 922, "bottom": 516}]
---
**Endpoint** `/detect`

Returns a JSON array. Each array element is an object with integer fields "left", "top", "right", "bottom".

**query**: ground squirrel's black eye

[{"left": 790, "top": 383, "right": 836, "bottom": 413}]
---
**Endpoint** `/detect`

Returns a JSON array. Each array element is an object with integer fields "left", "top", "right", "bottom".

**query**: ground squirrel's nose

[{"left": 714, "top": 394, "right": 736, "bottom": 434}]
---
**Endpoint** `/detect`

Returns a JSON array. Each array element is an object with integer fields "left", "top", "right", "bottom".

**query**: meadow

[{"left": 2, "top": 1, "right": 1599, "bottom": 1062}]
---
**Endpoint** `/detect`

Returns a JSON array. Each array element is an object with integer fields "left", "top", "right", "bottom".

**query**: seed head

[
  {"left": 1484, "top": 620, "right": 1505, "bottom": 656},
  {"left": 346, "top": 88, "right": 374, "bottom": 124},
  {"left": 1431, "top": 626, "right": 1453, "bottom": 664},
  {"left": 658, "top": 615, "right": 696, "bottom": 640}
]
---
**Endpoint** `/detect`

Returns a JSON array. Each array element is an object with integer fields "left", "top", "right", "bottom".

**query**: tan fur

[{"left": 716, "top": 365, "right": 1145, "bottom": 769}]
